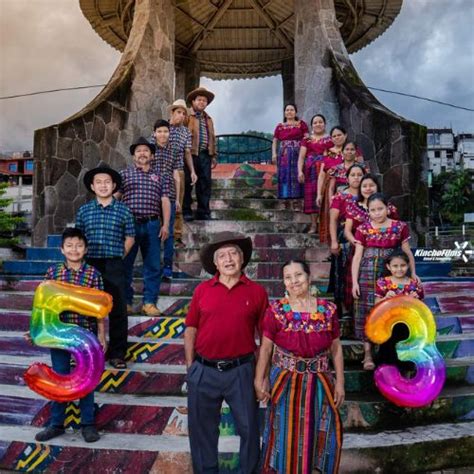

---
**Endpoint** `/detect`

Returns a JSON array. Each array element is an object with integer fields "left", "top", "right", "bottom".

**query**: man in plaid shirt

[
  {"left": 118, "top": 136, "right": 171, "bottom": 317},
  {"left": 76, "top": 166, "right": 135, "bottom": 369},
  {"left": 34, "top": 228, "right": 105, "bottom": 444}
]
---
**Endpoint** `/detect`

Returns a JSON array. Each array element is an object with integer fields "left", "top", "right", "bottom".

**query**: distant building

[
  {"left": 457, "top": 134, "right": 474, "bottom": 171},
  {"left": 0, "top": 151, "right": 34, "bottom": 185},
  {"left": 427, "top": 128, "right": 457, "bottom": 175}
]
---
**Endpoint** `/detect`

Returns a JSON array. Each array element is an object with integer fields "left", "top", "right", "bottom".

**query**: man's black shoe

[
  {"left": 35, "top": 426, "right": 65, "bottom": 442},
  {"left": 183, "top": 214, "right": 194, "bottom": 222},
  {"left": 82, "top": 425, "right": 100, "bottom": 443}
]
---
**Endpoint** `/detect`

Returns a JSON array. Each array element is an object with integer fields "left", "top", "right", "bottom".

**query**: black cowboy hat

[
  {"left": 83, "top": 166, "right": 122, "bottom": 193},
  {"left": 199, "top": 232, "right": 253, "bottom": 275},
  {"left": 129, "top": 136, "right": 156, "bottom": 156}
]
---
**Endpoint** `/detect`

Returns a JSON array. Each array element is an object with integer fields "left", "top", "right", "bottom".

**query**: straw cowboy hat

[
  {"left": 199, "top": 232, "right": 252, "bottom": 275},
  {"left": 83, "top": 166, "right": 122, "bottom": 193},
  {"left": 186, "top": 86, "right": 215, "bottom": 105},
  {"left": 167, "top": 99, "right": 188, "bottom": 116}
]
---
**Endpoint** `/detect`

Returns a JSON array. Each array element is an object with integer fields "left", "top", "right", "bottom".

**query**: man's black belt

[
  {"left": 195, "top": 353, "right": 254, "bottom": 372},
  {"left": 135, "top": 215, "right": 159, "bottom": 224}
]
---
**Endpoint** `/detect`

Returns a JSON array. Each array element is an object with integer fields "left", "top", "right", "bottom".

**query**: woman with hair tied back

[
  {"left": 297, "top": 114, "right": 334, "bottom": 234},
  {"left": 272, "top": 104, "right": 308, "bottom": 203},
  {"left": 255, "top": 260, "right": 344, "bottom": 474}
]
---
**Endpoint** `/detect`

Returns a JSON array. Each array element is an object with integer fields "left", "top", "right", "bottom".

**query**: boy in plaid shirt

[
  {"left": 35, "top": 228, "right": 105, "bottom": 444},
  {"left": 76, "top": 166, "right": 135, "bottom": 369}
]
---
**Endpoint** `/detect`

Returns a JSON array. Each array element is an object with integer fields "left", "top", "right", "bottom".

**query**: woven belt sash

[{"left": 272, "top": 347, "right": 329, "bottom": 374}]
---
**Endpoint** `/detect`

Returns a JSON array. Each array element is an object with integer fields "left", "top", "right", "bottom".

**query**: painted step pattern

[{"left": 0, "top": 164, "right": 473, "bottom": 472}]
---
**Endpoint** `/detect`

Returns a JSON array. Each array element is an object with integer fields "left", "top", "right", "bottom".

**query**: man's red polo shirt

[{"left": 186, "top": 273, "right": 269, "bottom": 360}]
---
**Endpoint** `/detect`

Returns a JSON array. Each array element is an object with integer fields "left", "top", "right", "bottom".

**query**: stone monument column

[
  {"left": 32, "top": 0, "right": 175, "bottom": 245},
  {"left": 281, "top": 58, "right": 295, "bottom": 106},
  {"left": 294, "top": 0, "right": 340, "bottom": 126},
  {"left": 175, "top": 55, "right": 201, "bottom": 101}
]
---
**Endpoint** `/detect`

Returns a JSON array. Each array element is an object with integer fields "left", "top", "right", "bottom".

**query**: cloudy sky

[{"left": 0, "top": 0, "right": 473, "bottom": 151}]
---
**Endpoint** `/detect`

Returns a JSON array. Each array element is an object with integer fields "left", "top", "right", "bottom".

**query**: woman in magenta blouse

[
  {"left": 255, "top": 260, "right": 344, "bottom": 474},
  {"left": 297, "top": 114, "right": 334, "bottom": 233},
  {"left": 272, "top": 104, "right": 308, "bottom": 200}
]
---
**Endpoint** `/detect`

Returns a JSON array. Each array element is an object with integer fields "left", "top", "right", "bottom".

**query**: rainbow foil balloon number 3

[
  {"left": 25, "top": 281, "right": 112, "bottom": 402},
  {"left": 366, "top": 295, "right": 446, "bottom": 408}
]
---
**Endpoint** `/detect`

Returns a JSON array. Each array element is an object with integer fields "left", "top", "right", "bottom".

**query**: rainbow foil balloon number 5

[
  {"left": 366, "top": 295, "right": 446, "bottom": 408},
  {"left": 25, "top": 281, "right": 112, "bottom": 402}
]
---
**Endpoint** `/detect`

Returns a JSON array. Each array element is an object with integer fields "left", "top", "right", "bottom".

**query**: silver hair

[{"left": 213, "top": 244, "right": 243, "bottom": 264}]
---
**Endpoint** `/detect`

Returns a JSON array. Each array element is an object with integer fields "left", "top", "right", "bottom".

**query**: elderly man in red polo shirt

[{"left": 184, "top": 232, "right": 269, "bottom": 474}]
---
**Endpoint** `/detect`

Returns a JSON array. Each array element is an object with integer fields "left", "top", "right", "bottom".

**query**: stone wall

[
  {"left": 32, "top": 0, "right": 175, "bottom": 245},
  {"left": 293, "top": 0, "right": 428, "bottom": 240},
  {"left": 332, "top": 55, "right": 428, "bottom": 240},
  {"left": 294, "top": 0, "right": 340, "bottom": 128}
]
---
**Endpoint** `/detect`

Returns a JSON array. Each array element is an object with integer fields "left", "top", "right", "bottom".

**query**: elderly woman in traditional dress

[
  {"left": 272, "top": 104, "right": 308, "bottom": 202},
  {"left": 255, "top": 260, "right": 344, "bottom": 474}
]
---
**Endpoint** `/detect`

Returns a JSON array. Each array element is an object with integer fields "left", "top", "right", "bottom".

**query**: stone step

[
  {"left": 176, "top": 260, "right": 331, "bottom": 279},
  {"left": 209, "top": 208, "right": 311, "bottom": 222},
  {"left": 211, "top": 198, "right": 299, "bottom": 211},
  {"left": 1, "top": 259, "right": 332, "bottom": 279},
  {"left": 32, "top": 231, "right": 325, "bottom": 262},
  {"left": 24, "top": 246, "right": 328, "bottom": 264},
  {"left": 0, "top": 421, "right": 471, "bottom": 473},
  {"left": 0, "top": 276, "right": 327, "bottom": 300},
  {"left": 210, "top": 187, "right": 278, "bottom": 200},
  {"left": 1, "top": 275, "right": 471, "bottom": 298},
  {"left": 184, "top": 220, "right": 308, "bottom": 234},
  {"left": 212, "top": 177, "right": 277, "bottom": 190},
  {"left": 2, "top": 331, "right": 473, "bottom": 368},
  {"left": 0, "top": 377, "right": 472, "bottom": 434},
  {"left": 2, "top": 353, "right": 473, "bottom": 401}
]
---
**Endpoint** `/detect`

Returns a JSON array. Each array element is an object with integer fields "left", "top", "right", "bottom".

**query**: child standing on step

[
  {"left": 34, "top": 227, "right": 106, "bottom": 443},
  {"left": 375, "top": 249, "right": 424, "bottom": 368},
  {"left": 351, "top": 193, "right": 418, "bottom": 370}
]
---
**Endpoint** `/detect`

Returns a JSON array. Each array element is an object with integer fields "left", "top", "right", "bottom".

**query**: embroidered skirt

[
  {"left": 303, "top": 155, "right": 323, "bottom": 214},
  {"left": 354, "top": 247, "right": 393, "bottom": 341},
  {"left": 261, "top": 348, "right": 342, "bottom": 474},
  {"left": 278, "top": 140, "right": 304, "bottom": 199}
]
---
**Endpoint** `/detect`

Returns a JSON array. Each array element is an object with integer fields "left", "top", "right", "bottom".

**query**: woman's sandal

[
  {"left": 362, "top": 358, "right": 375, "bottom": 371},
  {"left": 308, "top": 226, "right": 317, "bottom": 234},
  {"left": 109, "top": 358, "right": 127, "bottom": 369}
]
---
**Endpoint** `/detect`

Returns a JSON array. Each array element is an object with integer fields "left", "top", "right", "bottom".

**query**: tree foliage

[
  {"left": 431, "top": 170, "right": 473, "bottom": 225},
  {"left": 0, "top": 183, "right": 24, "bottom": 247}
]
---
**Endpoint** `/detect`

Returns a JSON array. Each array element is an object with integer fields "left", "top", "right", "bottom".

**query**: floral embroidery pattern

[
  {"left": 376, "top": 277, "right": 422, "bottom": 299},
  {"left": 357, "top": 220, "right": 407, "bottom": 245},
  {"left": 272, "top": 298, "right": 334, "bottom": 333}
]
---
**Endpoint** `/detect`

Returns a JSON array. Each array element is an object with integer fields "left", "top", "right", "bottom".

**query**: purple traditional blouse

[
  {"left": 273, "top": 121, "right": 309, "bottom": 141},
  {"left": 263, "top": 298, "right": 340, "bottom": 358}
]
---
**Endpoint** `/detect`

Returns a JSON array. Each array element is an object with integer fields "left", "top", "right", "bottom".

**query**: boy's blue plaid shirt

[{"left": 44, "top": 262, "right": 104, "bottom": 333}]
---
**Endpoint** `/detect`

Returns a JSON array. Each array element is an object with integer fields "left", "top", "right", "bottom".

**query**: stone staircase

[{"left": 0, "top": 163, "right": 473, "bottom": 473}]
